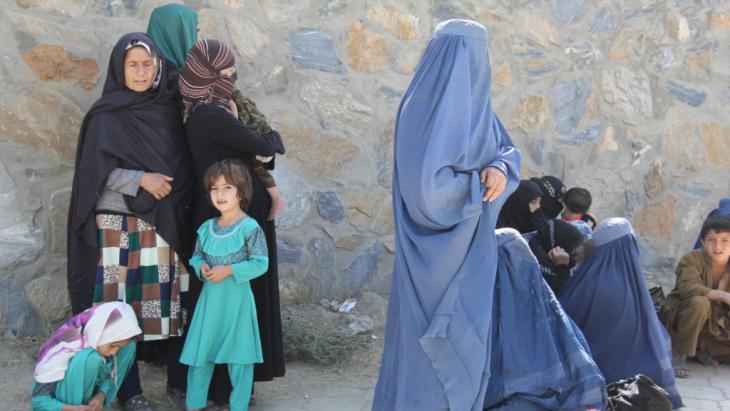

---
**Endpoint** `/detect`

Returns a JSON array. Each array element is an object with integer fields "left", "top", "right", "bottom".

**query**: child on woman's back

[
  {"left": 180, "top": 159, "right": 268, "bottom": 411},
  {"left": 230, "top": 89, "right": 286, "bottom": 221}
]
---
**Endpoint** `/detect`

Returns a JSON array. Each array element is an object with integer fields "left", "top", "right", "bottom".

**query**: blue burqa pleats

[
  {"left": 694, "top": 197, "right": 730, "bottom": 249},
  {"left": 484, "top": 229, "right": 607, "bottom": 411},
  {"left": 372, "top": 20, "right": 521, "bottom": 411},
  {"left": 558, "top": 218, "right": 683, "bottom": 408}
]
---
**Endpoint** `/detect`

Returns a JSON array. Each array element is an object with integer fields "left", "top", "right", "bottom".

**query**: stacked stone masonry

[{"left": 0, "top": 0, "right": 728, "bottom": 334}]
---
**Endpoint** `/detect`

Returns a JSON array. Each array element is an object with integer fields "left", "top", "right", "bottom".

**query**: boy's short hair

[
  {"left": 563, "top": 187, "right": 592, "bottom": 214},
  {"left": 203, "top": 159, "right": 253, "bottom": 211},
  {"left": 700, "top": 215, "right": 730, "bottom": 240}
]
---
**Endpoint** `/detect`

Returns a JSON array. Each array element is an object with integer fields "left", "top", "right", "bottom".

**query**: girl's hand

[
  {"left": 480, "top": 167, "right": 507, "bottom": 202},
  {"left": 87, "top": 393, "right": 105, "bottom": 411},
  {"left": 548, "top": 247, "right": 571, "bottom": 266},
  {"left": 140, "top": 172, "right": 173, "bottom": 200},
  {"left": 200, "top": 263, "right": 212, "bottom": 279},
  {"left": 205, "top": 265, "right": 232, "bottom": 282},
  {"left": 62, "top": 405, "right": 92, "bottom": 411}
]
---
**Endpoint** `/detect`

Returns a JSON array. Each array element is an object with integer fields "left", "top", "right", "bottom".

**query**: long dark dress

[{"left": 185, "top": 103, "right": 285, "bottom": 400}]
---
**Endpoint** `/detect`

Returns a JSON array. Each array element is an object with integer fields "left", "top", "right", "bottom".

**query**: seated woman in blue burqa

[
  {"left": 558, "top": 218, "right": 683, "bottom": 408},
  {"left": 484, "top": 228, "right": 606, "bottom": 410},
  {"left": 373, "top": 19, "right": 522, "bottom": 411}
]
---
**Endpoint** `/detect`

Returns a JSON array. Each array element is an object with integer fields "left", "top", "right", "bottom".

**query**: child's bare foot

[{"left": 267, "top": 188, "right": 286, "bottom": 221}]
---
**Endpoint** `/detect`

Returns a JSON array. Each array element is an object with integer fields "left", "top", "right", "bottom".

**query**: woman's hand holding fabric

[
  {"left": 480, "top": 167, "right": 507, "bottom": 202},
  {"left": 140, "top": 172, "right": 173, "bottom": 200}
]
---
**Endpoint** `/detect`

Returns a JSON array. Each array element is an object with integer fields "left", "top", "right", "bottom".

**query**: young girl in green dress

[
  {"left": 31, "top": 301, "right": 141, "bottom": 411},
  {"left": 180, "top": 159, "right": 268, "bottom": 411}
]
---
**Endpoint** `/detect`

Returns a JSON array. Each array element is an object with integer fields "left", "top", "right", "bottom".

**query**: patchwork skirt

[{"left": 93, "top": 213, "right": 188, "bottom": 340}]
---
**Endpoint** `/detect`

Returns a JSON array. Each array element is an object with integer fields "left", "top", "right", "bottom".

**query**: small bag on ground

[{"left": 606, "top": 374, "right": 673, "bottom": 411}]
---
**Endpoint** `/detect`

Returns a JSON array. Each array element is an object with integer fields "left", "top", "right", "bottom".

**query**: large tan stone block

[
  {"left": 661, "top": 107, "right": 705, "bottom": 172},
  {"left": 516, "top": 95, "right": 548, "bottom": 131},
  {"left": 367, "top": 2, "right": 418, "bottom": 40},
  {"left": 23, "top": 44, "right": 99, "bottom": 91},
  {"left": 517, "top": 11, "right": 558, "bottom": 48},
  {"left": 226, "top": 17, "right": 269, "bottom": 59},
  {"left": 699, "top": 122, "right": 730, "bottom": 167},
  {"left": 299, "top": 80, "right": 373, "bottom": 131},
  {"left": 601, "top": 67, "right": 653, "bottom": 124},
  {"left": 347, "top": 21, "right": 388, "bottom": 72},
  {"left": 633, "top": 196, "right": 676, "bottom": 239}
]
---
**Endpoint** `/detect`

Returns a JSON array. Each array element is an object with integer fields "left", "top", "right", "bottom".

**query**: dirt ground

[
  {"left": 0, "top": 334, "right": 379, "bottom": 411},
  {"left": 3, "top": 334, "right": 730, "bottom": 410}
]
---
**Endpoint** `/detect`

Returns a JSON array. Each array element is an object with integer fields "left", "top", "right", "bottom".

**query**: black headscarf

[
  {"left": 496, "top": 179, "right": 545, "bottom": 234},
  {"left": 67, "top": 33, "right": 193, "bottom": 314},
  {"left": 530, "top": 176, "right": 565, "bottom": 219}
]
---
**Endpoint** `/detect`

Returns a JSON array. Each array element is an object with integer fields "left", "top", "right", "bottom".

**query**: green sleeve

[
  {"left": 30, "top": 382, "right": 64, "bottom": 411},
  {"left": 230, "top": 227, "right": 269, "bottom": 284},
  {"left": 189, "top": 238, "right": 207, "bottom": 281}
]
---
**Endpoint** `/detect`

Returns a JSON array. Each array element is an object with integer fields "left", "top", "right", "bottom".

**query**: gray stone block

[
  {"left": 590, "top": 8, "right": 617, "bottom": 32},
  {"left": 286, "top": 28, "right": 346, "bottom": 74},
  {"left": 92, "top": 0, "right": 139, "bottom": 17},
  {"left": 624, "top": 4, "right": 658, "bottom": 20},
  {"left": 549, "top": 0, "right": 586, "bottom": 22},
  {"left": 0, "top": 274, "right": 43, "bottom": 337},
  {"left": 277, "top": 240, "right": 303, "bottom": 265},
  {"left": 347, "top": 243, "right": 381, "bottom": 294},
  {"left": 317, "top": 191, "right": 346, "bottom": 224},
  {"left": 667, "top": 80, "right": 706, "bottom": 107},
  {"left": 550, "top": 78, "right": 592, "bottom": 135},
  {"left": 559, "top": 125, "right": 603, "bottom": 146}
]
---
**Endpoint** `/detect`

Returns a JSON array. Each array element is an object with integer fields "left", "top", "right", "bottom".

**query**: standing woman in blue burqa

[{"left": 373, "top": 20, "right": 521, "bottom": 411}]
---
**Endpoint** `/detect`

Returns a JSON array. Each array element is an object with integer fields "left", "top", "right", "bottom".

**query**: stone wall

[{"left": 0, "top": 0, "right": 728, "bottom": 334}]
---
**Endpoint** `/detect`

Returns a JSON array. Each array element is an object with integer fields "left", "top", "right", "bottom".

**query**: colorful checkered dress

[{"left": 93, "top": 214, "right": 188, "bottom": 340}]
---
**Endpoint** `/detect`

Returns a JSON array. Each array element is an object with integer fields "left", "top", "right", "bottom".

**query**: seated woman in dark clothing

[
  {"left": 528, "top": 219, "right": 586, "bottom": 294},
  {"left": 529, "top": 175, "right": 565, "bottom": 219},
  {"left": 558, "top": 218, "right": 683, "bottom": 408},
  {"left": 179, "top": 39, "right": 286, "bottom": 407},
  {"left": 496, "top": 179, "right": 544, "bottom": 234}
]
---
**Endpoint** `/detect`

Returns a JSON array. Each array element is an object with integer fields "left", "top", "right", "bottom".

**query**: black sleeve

[{"left": 203, "top": 106, "right": 285, "bottom": 157}]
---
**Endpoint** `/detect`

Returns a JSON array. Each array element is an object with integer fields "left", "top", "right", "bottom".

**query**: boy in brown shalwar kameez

[{"left": 662, "top": 215, "right": 730, "bottom": 378}]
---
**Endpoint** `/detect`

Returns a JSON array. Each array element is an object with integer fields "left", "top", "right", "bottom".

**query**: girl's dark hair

[
  {"left": 564, "top": 187, "right": 592, "bottom": 214},
  {"left": 700, "top": 215, "right": 730, "bottom": 240},
  {"left": 203, "top": 159, "right": 252, "bottom": 211}
]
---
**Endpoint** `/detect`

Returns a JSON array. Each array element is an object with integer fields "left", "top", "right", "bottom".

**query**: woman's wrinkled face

[
  {"left": 529, "top": 197, "right": 542, "bottom": 213},
  {"left": 124, "top": 46, "right": 156, "bottom": 92}
]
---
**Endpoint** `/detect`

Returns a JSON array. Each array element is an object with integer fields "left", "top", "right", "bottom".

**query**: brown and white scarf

[{"left": 178, "top": 39, "right": 237, "bottom": 122}]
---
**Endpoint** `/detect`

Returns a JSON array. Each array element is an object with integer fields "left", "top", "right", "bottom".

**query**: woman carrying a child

[
  {"left": 67, "top": 32, "right": 193, "bottom": 410},
  {"left": 179, "top": 39, "right": 286, "bottom": 405}
]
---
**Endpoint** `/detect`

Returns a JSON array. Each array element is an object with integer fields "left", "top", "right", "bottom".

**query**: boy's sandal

[
  {"left": 695, "top": 350, "right": 720, "bottom": 366},
  {"left": 672, "top": 357, "right": 690, "bottom": 378}
]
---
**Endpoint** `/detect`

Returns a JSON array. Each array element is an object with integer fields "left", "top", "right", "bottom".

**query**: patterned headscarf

[
  {"left": 530, "top": 176, "right": 566, "bottom": 219},
  {"left": 34, "top": 302, "right": 141, "bottom": 383},
  {"left": 178, "top": 39, "right": 237, "bottom": 122}
]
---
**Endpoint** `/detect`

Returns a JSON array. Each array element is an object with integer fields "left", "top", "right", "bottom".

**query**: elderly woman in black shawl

[{"left": 67, "top": 33, "right": 192, "bottom": 411}]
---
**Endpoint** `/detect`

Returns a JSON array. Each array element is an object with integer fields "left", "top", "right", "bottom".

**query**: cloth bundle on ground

[
  {"left": 496, "top": 179, "right": 544, "bottom": 234},
  {"left": 483, "top": 228, "right": 606, "bottom": 411},
  {"left": 372, "top": 19, "right": 521, "bottom": 411},
  {"left": 694, "top": 197, "right": 730, "bottom": 249},
  {"left": 31, "top": 302, "right": 141, "bottom": 409},
  {"left": 528, "top": 219, "right": 585, "bottom": 294},
  {"left": 558, "top": 218, "right": 683, "bottom": 408}
]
